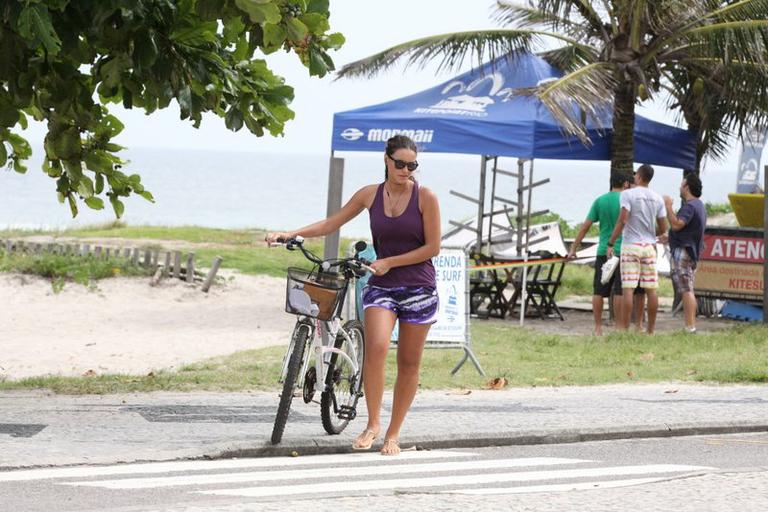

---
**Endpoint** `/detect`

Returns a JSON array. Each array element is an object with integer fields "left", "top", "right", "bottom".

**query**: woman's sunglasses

[{"left": 387, "top": 155, "right": 419, "bottom": 172}]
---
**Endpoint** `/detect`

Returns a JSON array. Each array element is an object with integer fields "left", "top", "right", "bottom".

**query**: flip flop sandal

[
  {"left": 351, "top": 429, "right": 378, "bottom": 451},
  {"left": 380, "top": 438, "right": 400, "bottom": 456}
]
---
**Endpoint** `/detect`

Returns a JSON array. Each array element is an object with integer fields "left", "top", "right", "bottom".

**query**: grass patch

[
  {"left": 0, "top": 224, "right": 333, "bottom": 278},
  {"left": 705, "top": 202, "right": 733, "bottom": 216},
  {"left": 558, "top": 263, "right": 673, "bottom": 299},
  {"left": 0, "top": 251, "right": 154, "bottom": 291},
  {"left": 3, "top": 323, "right": 765, "bottom": 394}
]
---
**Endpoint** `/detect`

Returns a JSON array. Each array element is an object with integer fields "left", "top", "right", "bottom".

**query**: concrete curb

[{"left": 210, "top": 421, "right": 768, "bottom": 459}]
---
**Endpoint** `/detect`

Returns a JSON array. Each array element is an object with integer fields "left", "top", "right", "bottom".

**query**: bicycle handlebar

[{"left": 277, "top": 236, "right": 375, "bottom": 276}]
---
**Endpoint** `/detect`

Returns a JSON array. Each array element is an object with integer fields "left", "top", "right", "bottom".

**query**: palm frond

[
  {"left": 538, "top": 44, "right": 597, "bottom": 72},
  {"left": 661, "top": 59, "right": 768, "bottom": 162},
  {"left": 335, "top": 29, "right": 588, "bottom": 80},
  {"left": 515, "top": 62, "right": 616, "bottom": 143},
  {"left": 494, "top": 2, "right": 581, "bottom": 33},
  {"left": 532, "top": 0, "right": 610, "bottom": 41}
]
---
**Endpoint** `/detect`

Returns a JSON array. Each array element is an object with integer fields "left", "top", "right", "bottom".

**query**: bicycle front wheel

[
  {"left": 271, "top": 322, "right": 310, "bottom": 445},
  {"left": 321, "top": 320, "right": 365, "bottom": 435}
]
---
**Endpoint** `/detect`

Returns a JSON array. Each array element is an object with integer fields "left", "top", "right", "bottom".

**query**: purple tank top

[{"left": 368, "top": 181, "right": 436, "bottom": 288}]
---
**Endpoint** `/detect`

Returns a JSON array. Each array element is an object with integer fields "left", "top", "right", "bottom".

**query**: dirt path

[{"left": 0, "top": 270, "right": 294, "bottom": 380}]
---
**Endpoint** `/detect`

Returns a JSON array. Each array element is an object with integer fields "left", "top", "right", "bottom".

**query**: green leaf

[
  {"left": 43, "top": 159, "right": 62, "bottom": 177},
  {"left": 0, "top": 142, "right": 6, "bottom": 167},
  {"left": 84, "top": 151, "right": 114, "bottom": 174},
  {"left": 308, "top": 48, "right": 328, "bottom": 77},
  {"left": 101, "top": 115, "right": 125, "bottom": 138},
  {"left": 138, "top": 190, "right": 155, "bottom": 202},
  {"left": 234, "top": 0, "right": 282, "bottom": 24},
  {"left": 77, "top": 176, "right": 95, "bottom": 198},
  {"left": 100, "top": 54, "right": 132, "bottom": 88},
  {"left": 56, "top": 176, "right": 70, "bottom": 194},
  {"left": 325, "top": 32, "right": 345, "bottom": 50},
  {"left": 223, "top": 16, "right": 247, "bottom": 46},
  {"left": 109, "top": 196, "right": 125, "bottom": 218},
  {"left": 51, "top": 127, "right": 81, "bottom": 160},
  {"left": 67, "top": 194, "right": 78, "bottom": 217},
  {"left": 13, "top": 158, "right": 28, "bottom": 174},
  {"left": 85, "top": 197, "right": 105, "bottom": 210},
  {"left": 300, "top": 13, "right": 329, "bottom": 34},
  {"left": 285, "top": 18, "right": 308, "bottom": 41},
  {"left": 263, "top": 23, "right": 287, "bottom": 49},
  {"left": 225, "top": 107, "right": 244, "bottom": 131},
  {"left": 17, "top": 4, "right": 62, "bottom": 55},
  {"left": 95, "top": 173, "right": 104, "bottom": 194},
  {"left": 0, "top": 103, "right": 19, "bottom": 128},
  {"left": 134, "top": 32, "right": 158, "bottom": 69},
  {"left": 196, "top": 0, "right": 226, "bottom": 20},
  {"left": 171, "top": 22, "right": 218, "bottom": 46},
  {"left": 307, "top": 0, "right": 329, "bottom": 14}
]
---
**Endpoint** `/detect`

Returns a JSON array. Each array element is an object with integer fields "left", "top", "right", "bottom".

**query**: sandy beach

[{"left": 0, "top": 271, "right": 294, "bottom": 380}]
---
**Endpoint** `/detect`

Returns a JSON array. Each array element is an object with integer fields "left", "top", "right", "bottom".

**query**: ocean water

[{"left": 0, "top": 146, "right": 740, "bottom": 238}]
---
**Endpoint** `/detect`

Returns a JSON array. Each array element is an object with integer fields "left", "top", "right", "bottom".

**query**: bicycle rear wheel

[
  {"left": 321, "top": 320, "right": 365, "bottom": 435},
  {"left": 271, "top": 322, "right": 310, "bottom": 445}
]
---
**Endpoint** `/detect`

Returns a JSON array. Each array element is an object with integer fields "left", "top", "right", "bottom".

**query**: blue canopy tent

[
  {"left": 331, "top": 53, "right": 696, "bottom": 165},
  {"left": 325, "top": 52, "right": 696, "bottom": 260}
]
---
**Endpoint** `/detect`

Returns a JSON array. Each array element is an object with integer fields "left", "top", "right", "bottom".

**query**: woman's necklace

[{"left": 385, "top": 183, "right": 408, "bottom": 216}]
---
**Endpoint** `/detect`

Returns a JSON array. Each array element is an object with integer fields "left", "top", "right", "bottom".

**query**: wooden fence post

[
  {"left": 163, "top": 252, "right": 171, "bottom": 278},
  {"left": 186, "top": 253, "right": 195, "bottom": 283},
  {"left": 201, "top": 256, "right": 223, "bottom": 293},
  {"left": 173, "top": 251, "right": 182, "bottom": 279}
]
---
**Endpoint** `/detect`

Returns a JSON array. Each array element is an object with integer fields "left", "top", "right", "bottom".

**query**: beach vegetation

[
  {"left": 2, "top": 321, "right": 765, "bottom": 393},
  {"left": 0, "top": 224, "right": 674, "bottom": 297},
  {"left": 705, "top": 202, "right": 733, "bottom": 216},
  {"left": 0, "top": 1, "right": 344, "bottom": 217},
  {"left": 0, "top": 250, "right": 154, "bottom": 292},
  {"left": 336, "top": 1, "right": 768, "bottom": 178}
]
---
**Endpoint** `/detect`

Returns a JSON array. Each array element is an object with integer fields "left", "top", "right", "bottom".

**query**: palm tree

[
  {"left": 337, "top": 1, "right": 768, "bottom": 177},
  {"left": 666, "top": 59, "right": 768, "bottom": 175}
]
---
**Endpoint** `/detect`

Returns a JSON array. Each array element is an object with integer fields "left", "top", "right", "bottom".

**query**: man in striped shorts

[{"left": 606, "top": 164, "right": 668, "bottom": 334}]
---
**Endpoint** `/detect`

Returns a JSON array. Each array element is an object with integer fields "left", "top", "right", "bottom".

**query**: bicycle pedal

[{"left": 337, "top": 405, "right": 357, "bottom": 420}]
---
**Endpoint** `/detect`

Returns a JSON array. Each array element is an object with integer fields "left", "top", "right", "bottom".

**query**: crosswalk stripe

[
  {"left": 445, "top": 477, "right": 670, "bottom": 495},
  {"left": 63, "top": 458, "right": 592, "bottom": 489},
  {"left": 198, "top": 464, "right": 713, "bottom": 498},
  {"left": 0, "top": 450, "right": 475, "bottom": 483}
]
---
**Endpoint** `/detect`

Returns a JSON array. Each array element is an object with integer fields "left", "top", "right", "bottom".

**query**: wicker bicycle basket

[{"left": 285, "top": 267, "right": 346, "bottom": 321}]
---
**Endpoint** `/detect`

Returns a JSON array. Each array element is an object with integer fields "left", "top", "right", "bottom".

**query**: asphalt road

[{"left": 2, "top": 433, "right": 767, "bottom": 512}]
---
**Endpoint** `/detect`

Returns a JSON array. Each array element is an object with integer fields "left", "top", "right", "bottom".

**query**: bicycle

[{"left": 270, "top": 236, "right": 372, "bottom": 445}]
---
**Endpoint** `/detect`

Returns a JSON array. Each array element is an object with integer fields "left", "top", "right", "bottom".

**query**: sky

[{"left": 21, "top": 0, "right": 745, "bottom": 170}]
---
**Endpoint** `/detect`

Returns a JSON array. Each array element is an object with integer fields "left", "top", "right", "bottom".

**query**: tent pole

[
  {"left": 525, "top": 159, "right": 535, "bottom": 254},
  {"left": 488, "top": 157, "right": 498, "bottom": 248},
  {"left": 477, "top": 156, "right": 487, "bottom": 254},
  {"left": 516, "top": 159, "right": 524, "bottom": 256},
  {"left": 324, "top": 151, "right": 344, "bottom": 261}
]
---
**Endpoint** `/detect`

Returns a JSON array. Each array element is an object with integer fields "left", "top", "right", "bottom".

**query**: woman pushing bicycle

[{"left": 266, "top": 134, "right": 441, "bottom": 456}]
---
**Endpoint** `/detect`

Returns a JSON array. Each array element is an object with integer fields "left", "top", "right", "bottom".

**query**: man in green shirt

[{"left": 567, "top": 172, "right": 632, "bottom": 335}]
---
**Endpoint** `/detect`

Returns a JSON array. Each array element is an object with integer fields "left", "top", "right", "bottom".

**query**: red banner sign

[{"left": 702, "top": 234, "right": 765, "bottom": 263}]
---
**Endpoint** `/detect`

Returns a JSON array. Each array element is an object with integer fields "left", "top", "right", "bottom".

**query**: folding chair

[
  {"left": 520, "top": 254, "right": 565, "bottom": 320},
  {"left": 469, "top": 253, "right": 509, "bottom": 319}
]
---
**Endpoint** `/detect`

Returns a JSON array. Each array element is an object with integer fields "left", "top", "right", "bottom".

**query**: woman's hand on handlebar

[
  {"left": 264, "top": 232, "right": 292, "bottom": 246},
  {"left": 369, "top": 258, "right": 391, "bottom": 276}
]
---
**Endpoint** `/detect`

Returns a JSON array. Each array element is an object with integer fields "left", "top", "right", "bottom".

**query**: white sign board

[
  {"left": 428, "top": 249, "right": 467, "bottom": 343},
  {"left": 390, "top": 249, "right": 468, "bottom": 343}
]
